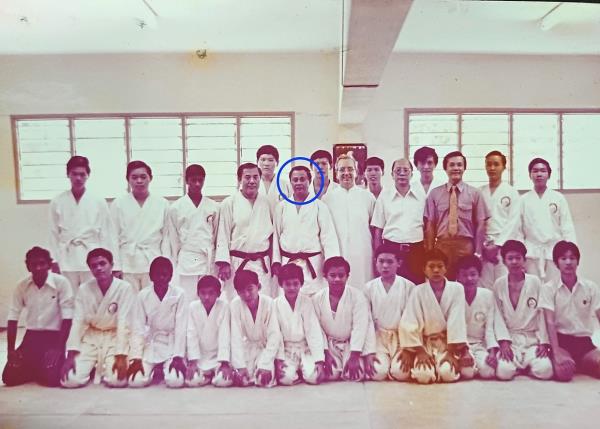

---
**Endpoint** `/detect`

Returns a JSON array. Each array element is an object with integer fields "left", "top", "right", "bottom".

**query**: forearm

[
  {"left": 373, "top": 228, "right": 383, "bottom": 251},
  {"left": 59, "top": 319, "right": 72, "bottom": 348},
  {"left": 424, "top": 221, "right": 435, "bottom": 251},
  {"left": 7, "top": 320, "right": 17, "bottom": 352},
  {"left": 543, "top": 310, "right": 560, "bottom": 352}
]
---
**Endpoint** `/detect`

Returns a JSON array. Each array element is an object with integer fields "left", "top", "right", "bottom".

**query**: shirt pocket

[{"left": 458, "top": 201, "right": 473, "bottom": 221}]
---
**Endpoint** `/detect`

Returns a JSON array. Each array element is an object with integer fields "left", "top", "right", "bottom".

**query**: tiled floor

[{"left": 1, "top": 331, "right": 599, "bottom": 429}]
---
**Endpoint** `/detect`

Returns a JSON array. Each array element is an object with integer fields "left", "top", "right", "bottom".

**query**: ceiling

[{"left": 0, "top": 0, "right": 599, "bottom": 55}]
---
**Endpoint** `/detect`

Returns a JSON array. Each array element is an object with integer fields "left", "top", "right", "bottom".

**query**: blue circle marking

[{"left": 276, "top": 156, "right": 324, "bottom": 205}]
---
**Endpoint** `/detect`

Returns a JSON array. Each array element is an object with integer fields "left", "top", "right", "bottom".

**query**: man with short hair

[
  {"left": 215, "top": 163, "right": 275, "bottom": 299},
  {"left": 371, "top": 159, "right": 426, "bottom": 284},
  {"left": 424, "top": 151, "right": 489, "bottom": 280},
  {"left": 49, "top": 155, "right": 117, "bottom": 294},
  {"left": 364, "top": 157, "right": 385, "bottom": 199},
  {"left": 324, "top": 154, "right": 376, "bottom": 289},
  {"left": 256, "top": 145, "right": 292, "bottom": 214},
  {"left": 272, "top": 165, "right": 340, "bottom": 296},
  {"left": 111, "top": 160, "right": 171, "bottom": 291},
  {"left": 309, "top": 149, "right": 338, "bottom": 202},
  {"left": 411, "top": 146, "right": 446, "bottom": 198}
]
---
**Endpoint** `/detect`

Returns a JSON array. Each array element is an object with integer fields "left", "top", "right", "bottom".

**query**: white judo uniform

[
  {"left": 230, "top": 294, "right": 281, "bottom": 387},
  {"left": 215, "top": 192, "right": 275, "bottom": 300},
  {"left": 111, "top": 193, "right": 171, "bottom": 290},
  {"left": 273, "top": 199, "right": 340, "bottom": 297},
  {"left": 259, "top": 176, "right": 292, "bottom": 215},
  {"left": 128, "top": 285, "right": 187, "bottom": 388},
  {"left": 364, "top": 276, "right": 415, "bottom": 381},
  {"left": 399, "top": 281, "right": 467, "bottom": 384},
  {"left": 311, "top": 286, "right": 375, "bottom": 381},
  {"left": 272, "top": 294, "right": 325, "bottom": 385},
  {"left": 492, "top": 274, "right": 553, "bottom": 380},
  {"left": 324, "top": 186, "right": 376, "bottom": 290},
  {"left": 49, "top": 190, "right": 117, "bottom": 292},
  {"left": 461, "top": 288, "right": 501, "bottom": 380},
  {"left": 168, "top": 195, "right": 219, "bottom": 303},
  {"left": 519, "top": 189, "right": 576, "bottom": 282},
  {"left": 479, "top": 182, "right": 521, "bottom": 289},
  {"left": 186, "top": 297, "right": 233, "bottom": 387},
  {"left": 62, "top": 278, "right": 136, "bottom": 388}
]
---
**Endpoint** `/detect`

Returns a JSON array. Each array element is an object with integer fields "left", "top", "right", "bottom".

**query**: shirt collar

[
  {"left": 27, "top": 272, "right": 56, "bottom": 290},
  {"left": 445, "top": 181, "right": 465, "bottom": 193}
]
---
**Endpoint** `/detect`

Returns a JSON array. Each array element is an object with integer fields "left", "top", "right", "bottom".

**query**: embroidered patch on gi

[
  {"left": 527, "top": 297, "right": 537, "bottom": 308},
  {"left": 108, "top": 302, "right": 119, "bottom": 314},
  {"left": 501, "top": 196, "right": 511, "bottom": 208},
  {"left": 474, "top": 311, "right": 486, "bottom": 322},
  {"left": 549, "top": 203, "right": 558, "bottom": 214}
]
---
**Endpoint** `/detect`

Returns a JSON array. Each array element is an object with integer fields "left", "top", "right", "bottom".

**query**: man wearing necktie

[{"left": 424, "top": 151, "right": 490, "bottom": 280}]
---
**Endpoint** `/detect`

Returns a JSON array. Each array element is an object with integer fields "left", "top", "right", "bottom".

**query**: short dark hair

[
  {"left": 423, "top": 249, "right": 448, "bottom": 267},
  {"left": 149, "top": 256, "right": 173, "bottom": 277},
  {"left": 256, "top": 145, "right": 280, "bottom": 163},
  {"left": 25, "top": 246, "right": 52, "bottom": 264},
  {"left": 233, "top": 269, "right": 259, "bottom": 291},
  {"left": 310, "top": 150, "right": 333, "bottom": 166},
  {"left": 485, "top": 150, "right": 507, "bottom": 167},
  {"left": 365, "top": 157, "right": 384, "bottom": 172},
  {"left": 443, "top": 151, "right": 467, "bottom": 170},
  {"left": 323, "top": 256, "right": 351, "bottom": 276},
  {"left": 552, "top": 241, "right": 580, "bottom": 266},
  {"left": 237, "top": 163, "right": 262, "bottom": 181},
  {"left": 126, "top": 160, "right": 152, "bottom": 179},
  {"left": 391, "top": 159, "right": 414, "bottom": 172},
  {"left": 66, "top": 156, "right": 90, "bottom": 174},
  {"left": 500, "top": 240, "right": 527, "bottom": 259},
  {"left": 185, "top": 164, "right": 206, "bottom": 181},
  {"left": 528, "top": 157, "right": 552, "bottom": 176},
  {"left": 277, "top": 263, "right": 304, "bottom": 286},
  {"left": 289, "top": 165, "right": 312, "bottom": 182},
  {"left": 86, "top": 248, "right": 114, "bottom": 266},
  {"left": 414, "top": 146, "right": 439, "bottom": 167},
  {"left": 456, "top": 254, "right": 483, "bottom": 275},
  {"left": 197, "top": 275, "right": 222, "bottom": 292},
  {"left": 374, "top": 243, "right": 400, "bottom": 261}
]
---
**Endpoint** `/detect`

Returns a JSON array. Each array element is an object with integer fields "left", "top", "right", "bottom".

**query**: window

[
  {"left": 406, "top": 109, "right": 600, "bottom": 190},
  {"left": 12, "top": 113, "right": 294, "bottom": 202}
]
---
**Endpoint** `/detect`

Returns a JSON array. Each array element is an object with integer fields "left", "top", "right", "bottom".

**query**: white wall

[
  {"left": 0, "top": 53, "right": 339, "bottom": 324},
  {"left": 362, "top": 53, "right": 600, "bottom": 279}
]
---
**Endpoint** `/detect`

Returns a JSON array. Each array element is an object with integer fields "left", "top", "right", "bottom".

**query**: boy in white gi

[
  {"left": 312, "top": 257, "right": 375, "bottom": 382},
  {"left": 168, "top": 164, "right": 219, "bottom": 303},
  {"left": 273, "top": 263, "right": 325, "bottom": 385},
  {"left": 49, "top": 156, "right": 116, "bottom": 293},
  {"left": 111, "top": 160, "right": 170, "bottom": 291},
  {"left": 272, "top": 166, "right": 340, "bottom": 297},
  {"left": 479, "top": 151, "right": 520, "bottom": 289},
  {"left": 492, "top": 240, "right": 553, "bottom": 380},
  {"left": 186, "top": 275, "right": 234, "bottom": 387},
  {"left": 364, "top": 157, "right": 384, "bottom": 199},
  {"left": 540, "top": 241, "right": 600, "bottom": 381},
  {"left": 519, "top": 158, "right": 576, "bottom": 283},
  {"left": 61, "top": 248, "right": 136, "bottom": 388},
  {"left": 128, "top": 257, "right": 187, "bottom": 388},
  {"left": 216, "top": 163, "right": 275, "bottom": 299},
  {"left": 455, "top": 255, "right": 500, "bottom": 380},
  {"left": 256, "top": 145, "right": 292, "bottom": 214},
  {"left": 399, "top": 249, "right": 469, "bottom": 384},
  {"left": 364, "top": 244, "right": 415, "bottom": 381},
  {"left": 230, "top": 270, "right": 281, "bottom": 387},
  {"left": 325, "top": 154, "right": 376, "bottom": 289},
  {"left": 3, "top": 247, "right": 73, "bottom": 387}
]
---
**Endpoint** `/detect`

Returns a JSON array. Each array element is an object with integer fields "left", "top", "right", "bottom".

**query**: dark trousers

[
  {"left": 557, "top": 333, "right": 596, "bottom": 366},
  {"left": 382, "top": 240, "right": 425, "bottom": 284},
  {"left": 2, "top": 330, "right": 64, "bottom": 387},
  {"left": 434, "top": 236, "right": 474, "bottom": 281}
]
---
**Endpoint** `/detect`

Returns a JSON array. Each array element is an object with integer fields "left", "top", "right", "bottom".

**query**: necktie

[{"left": 448, "top": 185, "right": 458, "bottom": 237}]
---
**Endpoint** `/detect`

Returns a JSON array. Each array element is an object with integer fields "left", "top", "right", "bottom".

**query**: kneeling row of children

[{"left": 3, "top": 240, "right": 599, "bottom": 388}]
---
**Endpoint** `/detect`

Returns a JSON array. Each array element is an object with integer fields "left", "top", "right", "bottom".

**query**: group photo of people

[{"left": 3, "top": 143, "right": 599, "bottom": 390}]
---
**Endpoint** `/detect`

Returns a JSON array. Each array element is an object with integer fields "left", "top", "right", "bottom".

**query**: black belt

[
  {"left": 280, "top": 249, "right": 321, "bottom": 279},
  {"left": 382, "top": 239, "right": 422, "bottom": 253},
  {"left": 229, "top": 249, "right": 270, "bottom": 273}
]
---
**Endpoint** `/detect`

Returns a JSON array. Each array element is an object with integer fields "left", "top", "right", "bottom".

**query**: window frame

[
  {"left": 11, "top": 111, "right": 295, "bottom": 204},
  {"left": 404, "top": 108, "right": 600, "bottom": 193}
]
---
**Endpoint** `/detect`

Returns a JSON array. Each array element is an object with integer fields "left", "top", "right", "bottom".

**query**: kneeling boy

[
  {"left": 3, "top": 247, "right": 73, "bottom": 387},
  {"left": 540, "top": 241, "right": 600, "bottom": 381},
  {"left": 61, "top": 248, "right": 136, "bottom": 387},
  {"left": 399, "top": 249, "right": 469, "bottom": 384},
  {"left": 128, "top": 257, "right": 187, "bottom": 388},
  {"left": 274, "top": 263, "right": 325, "bottom": 385},
  {"left": 230, "top": 270, "right": 281, "bottom": 387},
  {"left": 186, "top": 275, "right": 234, "bottom": 387}
]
